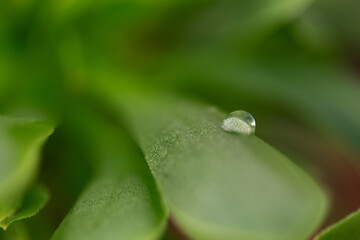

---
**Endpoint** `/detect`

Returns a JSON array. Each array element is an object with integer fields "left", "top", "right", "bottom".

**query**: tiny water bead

[{"left": 221, "top": 110, "right": 256, "bottom": 135}]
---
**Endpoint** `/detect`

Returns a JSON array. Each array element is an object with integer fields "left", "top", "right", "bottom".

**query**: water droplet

[{"left": 222, "top": 110, "right": 256, "bottom": 135}]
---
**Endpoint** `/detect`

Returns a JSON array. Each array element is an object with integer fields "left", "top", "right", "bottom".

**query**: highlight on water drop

[{"left": 221, "top": 110, "right": 256, "bottom": 135}]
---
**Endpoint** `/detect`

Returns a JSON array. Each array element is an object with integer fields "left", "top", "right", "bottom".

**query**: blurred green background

[{"left": 0, "top": 0, "right": 360, "bottom": 239}]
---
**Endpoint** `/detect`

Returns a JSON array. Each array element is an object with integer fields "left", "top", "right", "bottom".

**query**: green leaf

[
  {"left": 52, "top": 106, "right": 168, "bottom": 240},
  {"left": 0, "top": 222, "right": 30, "bottom": 240},
  {"left": 93, "top": 83, "right": 328, "bottom": 240},
  {"left": 0, "top": 184, "right": 50, "bottom": 230},
  {"left": 0, "top": 116, "right": 54, "bottom": 223},
  {"left": 315, "top": 209, "right": 360, "bottom": 240}
]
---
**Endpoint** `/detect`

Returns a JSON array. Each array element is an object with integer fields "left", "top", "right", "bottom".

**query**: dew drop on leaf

[{"left": 221, "top": 110, "right": 256, "bottom": 135}]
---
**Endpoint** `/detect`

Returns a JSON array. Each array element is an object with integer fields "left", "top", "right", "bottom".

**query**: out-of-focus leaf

[
  {"left": 162, "top": 32, "right": 360, "bottom": 156},
  {"left": 315, "top": 209, "right": 360, "bottom": 240},
  {"left": 0, "top": 116, "right": 53, "bottom": 223},
  {"left": 40, "top": 0, "right": 314, "bottom": 83},
  {"left": 0, "top": 184, "right": 50, "bottom": 230},
  {"left": 305, "top": 0, "right": 360, "bottom": 51},
  {"left": 52, "top": 106, "right": 168, "bottom": 240},
  {"left": 179, "top": 0, "right": 313, "bottom": 49},
  {"left": 0, "top": 222, "right": 30, "bottom": 240},
  {"left": 92, "top": 82, "right": 328, "bottom": 240}
]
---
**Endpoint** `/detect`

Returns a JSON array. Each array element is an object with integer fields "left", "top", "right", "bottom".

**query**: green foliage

[
  {"left": 0, "top": 0, "right": 360, "bottom": 239},
  {"left": 0, "top": 184, "right": 49, "bottom": 230},
  {"left": 0, "top": 116, "right": 53, "bottom": 225},
  {"left": 91, "top": 84, "right": 327, "bottom": 240},
  {"left": 52, "top": 107, "right": 168, "bottom": 240},
  {"left": 315, "top": 209, "right": 360, "bottom": 240},
  {"left": 164, "top": 38, "right": 360, "bottom": 154}
]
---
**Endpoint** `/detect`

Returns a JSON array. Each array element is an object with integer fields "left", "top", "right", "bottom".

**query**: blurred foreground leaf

[
  {"left": 0, "top": 184, "right": 49, "bottom": 230},
  {"left": 0, "top": 116, "right": 53, "bottom": 224},
  {"left": 0, "top": 223, "right": 30, "bottom": 240}
]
